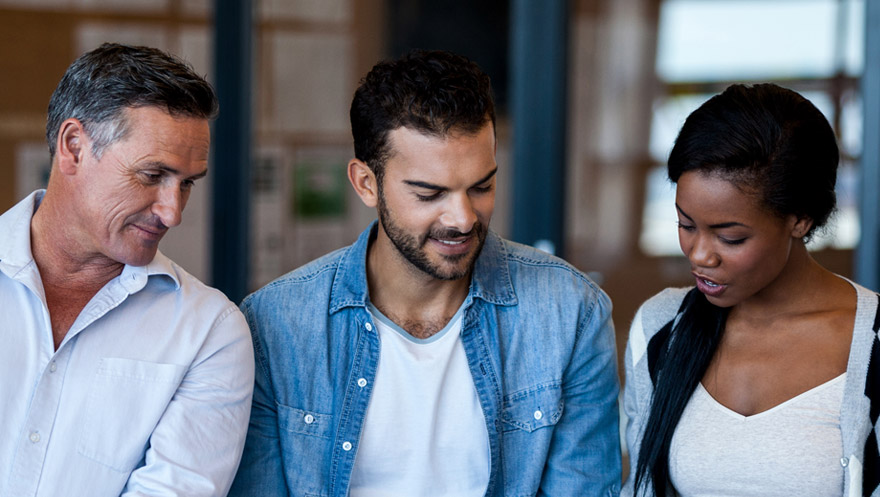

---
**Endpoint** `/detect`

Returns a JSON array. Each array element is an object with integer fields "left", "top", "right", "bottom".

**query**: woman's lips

[{"left": 693, "top": 273, "right": 727, "bottom": 297}]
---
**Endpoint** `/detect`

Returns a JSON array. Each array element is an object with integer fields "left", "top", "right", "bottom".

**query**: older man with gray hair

[{"left": 0, "top": 43, "right": 253, "bottom": 496}]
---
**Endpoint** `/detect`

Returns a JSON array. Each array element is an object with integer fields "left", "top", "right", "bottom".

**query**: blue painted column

[
  {"left": 509, "top": 0, "right": 569, "bottom": 255},
  {"left": 211, "top": 0, "right": 253, "bottom": 303},
  {"left": 856, "top": 0, "right": 880, "bottom": 289}
]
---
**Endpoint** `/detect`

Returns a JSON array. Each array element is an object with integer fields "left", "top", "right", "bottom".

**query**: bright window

[{"left": 640, "top": 0, "right": 865, "bottom": 256}]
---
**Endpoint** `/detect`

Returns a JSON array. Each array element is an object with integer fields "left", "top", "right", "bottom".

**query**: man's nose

[
  {"left": 152, "top": 186, "right": 184, "bottom": 228},
  {"left": 440, "top": 193, "right": 477, "bottom": 234}
]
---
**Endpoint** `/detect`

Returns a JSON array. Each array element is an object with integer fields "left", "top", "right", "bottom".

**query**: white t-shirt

[{"left": 349, "top": 304, "right": 490, "bottom": 497}]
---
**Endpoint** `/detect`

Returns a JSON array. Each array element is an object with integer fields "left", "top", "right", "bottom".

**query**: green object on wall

[{"left": 293, "top": 161, "right": 347, "bottom": 219}]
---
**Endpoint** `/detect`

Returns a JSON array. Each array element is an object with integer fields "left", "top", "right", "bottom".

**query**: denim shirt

[{"left": 230, "top": 222, "right": 621, "bottom": 497}]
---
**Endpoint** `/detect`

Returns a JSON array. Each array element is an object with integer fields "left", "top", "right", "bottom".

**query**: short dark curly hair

[
  {"left": 350, "top": 49, "right": 495, "bottom": 183},
  {"left": 46, "top": 42, "right": 218, "bottom": 159}
]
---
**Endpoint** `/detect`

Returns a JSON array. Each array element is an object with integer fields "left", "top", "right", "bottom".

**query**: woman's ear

[
  {"left": 348, "top": 158, "right": 379, "bottom": 208},
  {"left": 792, "top": 216, "right": 814, "bottom": 239}
]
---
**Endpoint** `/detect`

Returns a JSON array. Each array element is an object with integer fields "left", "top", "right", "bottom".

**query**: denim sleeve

[
  {"left": 540, "top": 288, "right": 621, "bottom": 496},
  {"left": 228, "top": 301, "right": 289, "bottom": 497}
]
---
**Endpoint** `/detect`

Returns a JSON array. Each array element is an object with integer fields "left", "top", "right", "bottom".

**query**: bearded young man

[{"left": 230, "top": 50, "right": 621, "bottom": 497}]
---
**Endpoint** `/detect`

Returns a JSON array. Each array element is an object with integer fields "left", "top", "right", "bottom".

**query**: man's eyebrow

[
  {"left": 403, "top": 167, "right": 498, "bottom": 191},
  {"left": 675, "top": 203, "right": 747, "bottom": 229},
  {"left": 148, "top": 163, "right": 208, "bottom": 180}
]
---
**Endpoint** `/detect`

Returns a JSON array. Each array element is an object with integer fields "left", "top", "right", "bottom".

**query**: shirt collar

[
  {"left": 0, "top": 190, "right": 43, "bottom": 271},
  {"left": 328, "top": 220, "right": 516, "bottom": 314},
  {"left": 0, "top": 189, "right": 179, "bottom": 290}
]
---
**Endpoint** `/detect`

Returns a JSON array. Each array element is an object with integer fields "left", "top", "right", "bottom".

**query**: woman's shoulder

[
  {"left": 626, "top": 287, "right": 692, "bottom": 368},
  {"left": 633, "top": 286, "right": 692, "bottom": 334}
]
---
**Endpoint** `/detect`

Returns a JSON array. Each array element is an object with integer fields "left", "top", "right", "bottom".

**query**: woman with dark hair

[{"left": 622, "top": 83, "right": 880, "bottom": 497}]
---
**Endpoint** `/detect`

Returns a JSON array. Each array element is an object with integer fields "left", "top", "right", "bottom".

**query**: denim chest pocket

[
  {"left": 77, "top": 358, "right": 186, "bottom": 472},
  {"left": 277, "top": 403, "right": 334, "bottom": 497},
  {"left": 278, "top": 403, "right": 332, "bottom": 439},
  {"left": 501, "top": 383, "right": 564, "bottom": 432}
]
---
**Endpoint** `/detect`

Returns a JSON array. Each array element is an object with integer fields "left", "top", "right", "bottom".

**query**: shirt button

[
  {"left": 29, "top": 432, "right": 40, "bottom": 443},
  {"left": 342, "top": 441, "right": 352, "bottom": 451},
  {"left": 49, "top": 362, "right": 57, "bottom": 373},
  {"left": 840, "top": 457, "right": 849, "bottom": 467},
  {"left": 533, "top": 410, "right": 543, "bottom": 420},
  {"left": 304, "top": 414, "right": 315, "bottom": 424},
  {"left": 357, "top": 378, "right": 367, "bottom": 388},
  {"left": 364, "top": 322, "right": 373, "bottom": 332}
]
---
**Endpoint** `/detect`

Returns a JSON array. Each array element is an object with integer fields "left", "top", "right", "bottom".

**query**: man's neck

[
  {"left": 366, "top": 237, "right": 471, "bottom": 340},
  {"left": 30, "top": 192, "right": 123, "bottom": 291},
  {"left": 30, "top": 193, "right": 125, "bottom": 350}
]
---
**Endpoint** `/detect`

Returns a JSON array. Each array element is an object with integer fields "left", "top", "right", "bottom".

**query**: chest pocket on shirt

[
  {"left": 77, "top": 358, "right": 186, "bottom": 472},
  {"left": 277, "top": 403, "right": 334, "bottom": 496},
  {"left": 278, "top": 403, "right": 332, "bottom": 439},
  {"left": 500, "top": 383, "right": 564, "bottom": 433}
]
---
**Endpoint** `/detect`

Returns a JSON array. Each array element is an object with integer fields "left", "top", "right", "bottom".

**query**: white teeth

[
  {"left": 703, "top": 279, "right": 719, "bottom": 287},
  {"left": 438, "top": 239, "right": 464, "bottom": 245}
]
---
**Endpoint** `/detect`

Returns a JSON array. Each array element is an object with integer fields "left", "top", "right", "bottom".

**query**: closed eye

[
  {"left": 720, "top": 237, "right": 747, "bottom": 245},
  {"left": 415, "top": 191, "right": 442, "bottom": 202},
  {"left": 676, "top": 221, "right": 695, "bottom": 232},
  {"left": 471, "top": 184, "right": 494, "bottom": 194},
  {"left": 141, "top": 171, "right": 163, "bottom": 183}
]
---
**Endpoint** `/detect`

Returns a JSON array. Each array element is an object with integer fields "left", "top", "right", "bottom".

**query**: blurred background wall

[{"left": 0, "top": 0, "right": 874, "bottom": 381}]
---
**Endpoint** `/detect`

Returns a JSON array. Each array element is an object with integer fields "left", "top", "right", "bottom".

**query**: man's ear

[
  {"left": 55, "top": 118, "right": 88, "bottom": 176},
  {"left": 348, "top": 158, "right": 379, "bottom": 208}
]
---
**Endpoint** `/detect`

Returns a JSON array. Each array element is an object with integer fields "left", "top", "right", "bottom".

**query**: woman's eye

[{"left": 676, "top": 222, "right": 695, "bottom": 232}]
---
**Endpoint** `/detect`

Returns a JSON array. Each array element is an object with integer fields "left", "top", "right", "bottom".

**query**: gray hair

[{"left": 46, "top": 42, "right": 218, "bottom": 159}]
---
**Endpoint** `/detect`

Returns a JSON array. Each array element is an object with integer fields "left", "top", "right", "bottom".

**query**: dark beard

[{"left": 377, "top": 191, "right": 486, "bottom": 281}]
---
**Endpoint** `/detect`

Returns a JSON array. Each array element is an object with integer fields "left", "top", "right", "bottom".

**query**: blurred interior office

[{"left": 1, "top": 0, "right": 878, "bottom": 374}]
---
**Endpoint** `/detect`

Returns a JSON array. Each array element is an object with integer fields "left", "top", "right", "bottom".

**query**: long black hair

[{"left": 634, "top": 83, "right": 839, "bottom": 496}]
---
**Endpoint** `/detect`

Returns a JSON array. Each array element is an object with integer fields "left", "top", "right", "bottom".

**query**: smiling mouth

[
  {"left": 133, "top": 224, "right": 167, "bottom": 239},
  {"left": 436, "top": 238, "right": 466, "bottom": 245}
]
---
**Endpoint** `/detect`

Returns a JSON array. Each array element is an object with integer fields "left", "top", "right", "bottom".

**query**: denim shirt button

[
  {"left": 342, "top": 441, "right": 353, "bottom": 451},
  {"left": 533, "top": 410, "right": 543, "bottom": 420},
  {"left": 357, "top": 378, "right": 367, "bottom": 388},
  {"left": 364, "top": 322, "right": 373, "bottom": 332},
  {"left": 840, "top": 457, "right": 849, "bottom": 467},
  {"left": 304, "top": 414, "right": 315, "bottom": 424}
]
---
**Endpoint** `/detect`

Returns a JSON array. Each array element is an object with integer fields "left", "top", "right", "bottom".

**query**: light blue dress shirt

[
  {"left": 230, "top": 222, "right": 621, "bottom": 497},
  {"left": 0, "top": 191, "right": 255, "bottom": 497}
]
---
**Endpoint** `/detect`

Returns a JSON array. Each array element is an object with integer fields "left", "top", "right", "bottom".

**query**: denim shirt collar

[{"left": 328, "top": 220, "right": 517, "bottom": 314}]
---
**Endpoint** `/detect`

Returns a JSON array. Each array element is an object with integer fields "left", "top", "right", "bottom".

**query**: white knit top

[{"left": 669, "top": 374, "right": 846, "bottom": 496}]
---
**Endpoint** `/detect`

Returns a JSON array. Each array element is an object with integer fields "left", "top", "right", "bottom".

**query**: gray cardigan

[{"left": 622, "top": 280, "right": 880, "bottom": 497}]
